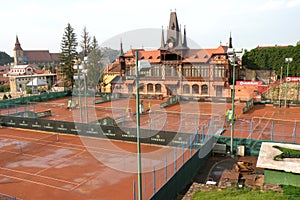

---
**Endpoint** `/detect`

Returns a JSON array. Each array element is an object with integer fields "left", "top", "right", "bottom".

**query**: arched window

[
  {"left": 183, "top": 84, "right": 190, "bottom": 94},
  {"left": 147, "top": 83, "right": 153, "bottom": 93},
  {"left": 201, "top": 84, "right": 208, "bottom": 95},
  {"left": 155, "top": 84, "right": 161, "bottom": 93},
  {"left": 192, "top": 84, "right": 199, "bottom": 94}
]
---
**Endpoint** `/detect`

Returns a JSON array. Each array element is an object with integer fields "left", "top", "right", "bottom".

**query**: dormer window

[
  {"left": 140, "top": 56, "right": 144, "bottom": 59},
  {"left": 148, "top": 56, "right": 153, "bottom": 59},
  {"left": 194, "top": 55, "right": 199, "bottom": 59}
]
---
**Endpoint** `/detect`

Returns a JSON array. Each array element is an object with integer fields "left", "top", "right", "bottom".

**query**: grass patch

[
  {"left": 192, "top": 188, "right": 287, "bottom": 200},
  {"left": 281, "top": 185, "right": 300, "bottom": 200}
]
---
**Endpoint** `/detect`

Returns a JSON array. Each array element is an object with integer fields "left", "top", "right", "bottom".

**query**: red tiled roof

[
  {"left": 105, "top": 45, "right": 228, "bottom": 73},
  {"left": 24, "top": 50, "right": 58, "bottom": 62},
  {"left": 50, "top": 53, "right": 60, "bottom": 61}
]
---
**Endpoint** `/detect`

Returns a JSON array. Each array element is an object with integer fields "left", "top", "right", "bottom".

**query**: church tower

[
  {"left": 228, "top": 32, "right": 233, "bottom": 48},
  {"left": 166, "top": 11, "right": 180, "bottom": 49},
  {"left": 13, "top": 36, "right": 24, "bottom": 65}
]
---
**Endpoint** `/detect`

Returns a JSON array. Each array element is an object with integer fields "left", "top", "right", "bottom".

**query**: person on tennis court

[
  {"left": 139, "top": 101, "right": 145, "bottom": 114},
  {"left": 225, "top": 109, "right": 233, "bottom": 124},
  {"left": 125, "top": 106, "right": 131, "bottom": 117},
  {"left": 67, "top": 99, "right": 72, "bottom": 110},
  {"left": 147, "top": 101, "right": 151, "bottom": 113}
]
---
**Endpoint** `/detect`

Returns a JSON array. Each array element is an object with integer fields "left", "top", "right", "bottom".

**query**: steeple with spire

[
  {"left": 13, "top": 35, "right": 24, "bottom": 65},
  {"left": 160, "top": 26, "right": 166, "bottom": 50},
  {"left": 119, "top": 39, "right": 126, "bottom": 76},
  {"left": 182, "top": 25, "right": 188, "bottom": 48},
  {"left": 166, "top": 10, "right": 180, "bottom": 49},
  {"left": 228, "top": 32, "right": 233, "bottom": 48}
]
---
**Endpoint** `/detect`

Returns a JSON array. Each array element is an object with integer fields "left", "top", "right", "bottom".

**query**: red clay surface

[
  {"left": 0, "top": 96, "right": 300, "bottom": 199},
  {"left": 0, "top": 127, "right": 196, "bottom": 200}
]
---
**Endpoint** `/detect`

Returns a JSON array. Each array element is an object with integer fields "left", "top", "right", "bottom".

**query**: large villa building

[{"left": 103, "top": 11, "right": 236, "bottom": 100}]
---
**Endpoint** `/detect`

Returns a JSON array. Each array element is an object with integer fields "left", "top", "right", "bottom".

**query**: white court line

[
  {"left": 0, "top": 166, "right": 78, "bottom": 185},
  {"left": 35, "top": 150, "right": 87, "bottom": 175},
  {"left": 0, "top": 173, "right": 70, "bottom": 191}
]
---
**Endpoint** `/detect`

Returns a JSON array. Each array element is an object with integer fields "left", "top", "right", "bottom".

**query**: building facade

[
  {"left": 13, "top": 36, "right": 60, "bottom": 67},
  {"left": 103, "top": 12, "right": 235, "bottom": 100},
  {"left": 6, "top": 64, "right": 56, "bottom": 94}
]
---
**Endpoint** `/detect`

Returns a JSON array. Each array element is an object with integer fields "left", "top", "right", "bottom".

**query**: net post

[
  {"left": 293, "top": 120, "right": 297, "bottom": 143},
  {"left": 174, "top": 148, "right": 177, "bottom": 173},
  {"left": 133, "top": 180, "right": 136, "bottom": 200},
  {"left": 250, "top": 119, "right": 253, "bottom": 140},
  {"left": 189, "top": 135, "right": 192, "bottom": 158},
  {"left": 153, "top": 165, "right": 156, "bottom": 194},
  {"left": 271, "top": 121, "right": 274, "bottom": 141},
  {"left": 165, "top": 156, "right": 167, "bottom": 182}
]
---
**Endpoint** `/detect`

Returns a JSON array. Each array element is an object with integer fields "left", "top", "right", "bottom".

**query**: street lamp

[
  {"left": 135, "top": 51, "right": 151, "bottom": 200},
  {"left": 135, "top": 51, "right": 142, "bottom": 200},
  {"left": 73, "top": 57, "right": 84, "bottom": 123},
  {"left": 284, "top": 58, "right": 293, "bottom": 108},
  {"left": 279, "top": 65, "right": 283, "bottom": 107},
  {"left": 82, "top": 56, "right": 88, "bottom": 123},
  {"left": 227, "top": 48, "right": 243, "bottom": 156}
]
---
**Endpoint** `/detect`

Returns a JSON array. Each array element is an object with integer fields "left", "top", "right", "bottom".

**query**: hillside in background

[
  {"left": 0, "top": 52, "right": 13, "bottom": 65},
  {"left": 242, "top": 43, "right": 300, "bottom": 78}
]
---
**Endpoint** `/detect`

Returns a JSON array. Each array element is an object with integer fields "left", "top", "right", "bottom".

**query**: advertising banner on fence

[
  {"left": 236, "top": 81, "right": 263, "bottom": 86},
  {"left": 285, "top": 77, "right": 300, "bottom": 82}
]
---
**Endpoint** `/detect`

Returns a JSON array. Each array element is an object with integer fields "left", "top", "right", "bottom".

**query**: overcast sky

[{"left": 1, "top": 0, "right": 300, "bottom": 56}]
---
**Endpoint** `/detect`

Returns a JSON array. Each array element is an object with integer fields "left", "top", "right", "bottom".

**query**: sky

[{"left": 1, "top": 0, "right": 300, "bottom": 56}]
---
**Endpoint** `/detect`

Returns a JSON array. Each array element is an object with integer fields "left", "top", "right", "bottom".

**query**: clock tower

[{"left": 13, "top": 35, "right": 24, "bottom": 65}]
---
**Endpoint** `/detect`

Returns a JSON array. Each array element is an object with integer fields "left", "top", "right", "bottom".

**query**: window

[
  {"left": 183, "top": 84, "right": 190, "bottom": 94},
  {"left": 155, "top": 84, "right": 161, "bottom": 93},
  {"left": 192, "top": 65, "right": 201, "bottom": 77},
  {"left": 152, "top": 65, "right": 161, "bottom": 77},
  {"left": 165, "top": 66, "right": 177, "bottom": 77},
  {"left": 201, "top": 66, "right": 209, "bottom": 77},
  {"left": 128, "top": 85, "right": 133, "bottom": 93},
  {"left": 214, "top": 65, "right": 225, "bottom": 78},
  {"left": 183, "top": 65, "right": 191, "bottom": 77},
  {"left": 201, "top": 84, "right": 208, "bottom": 95},
  {"left": 192, "top": 84, "right": 199, "bottom": 94},
  {"left": 147, "top": 83, "right": 153, "bottom": 93}
]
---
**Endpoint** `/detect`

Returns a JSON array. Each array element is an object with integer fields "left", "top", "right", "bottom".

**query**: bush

[
  {"left": 26, "top": 87, "right": 32, "bottom": 94},
  {"left": 2, "top": 94, "right": 8, "bottom": 100},
  {"left": 0, "top": 85, "right": 10, "bottom": 92}
]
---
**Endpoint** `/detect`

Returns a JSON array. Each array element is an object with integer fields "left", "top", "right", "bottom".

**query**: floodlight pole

[
  {"left": 227, "top": 48, "right": 242, "bottom": 156},
  {"left": 279, "top": 66, "right": 283, "bottom": 107},
  {"left": 135, "top": 51, "right": 142, "bottom": 200},
  {"left": 284, "top": 58, "right": 292, "bottom": 108},
  {"left": 230, "top": 56, "right": 236, "bottom": 156},
  {"left": 77, "top": 60, "right": 82, "bottom": 123}
]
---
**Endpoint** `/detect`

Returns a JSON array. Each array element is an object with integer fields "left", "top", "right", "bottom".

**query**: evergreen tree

[
  {"left": 80, "top": 26, "right": 91, "bottom": 58},
  {"left": 86, "top": 36, "right": 103, "bottom": 90},
  {"left": 60, "top": 23, "right": 78, "bottom": 89}
]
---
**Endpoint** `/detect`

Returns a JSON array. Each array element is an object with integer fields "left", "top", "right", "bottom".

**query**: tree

[
  {"left": 60, "top": 23, "right": 78, "bottom": 89},
  {"left": 242, "top": 45, "right": 300, "bottom": 77},
  {"left": 80, "top": 26, "right": 91, "bottom": 58},
  {"left": 86, "top": 36, "right": 103, "bottom": 90}
]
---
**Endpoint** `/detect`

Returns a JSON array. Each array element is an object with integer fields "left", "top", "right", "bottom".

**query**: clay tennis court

[
  {"left": 0, "top": 127, "right": 196, "bottom": 200},
  {"left": 1, "top": 96, "right": 299, "bottom": 199}
]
